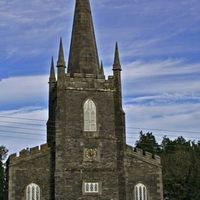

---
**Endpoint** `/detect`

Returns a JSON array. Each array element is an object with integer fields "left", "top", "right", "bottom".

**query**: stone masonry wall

[
  {"left": 125, "top": 145, "right": 163, "bottom": 200},
  {"left": 54, "top": 73, "right": 122, "bottom": 199},
  {"left": 7, "top": 144, "right": 50, "bottom": 200}
]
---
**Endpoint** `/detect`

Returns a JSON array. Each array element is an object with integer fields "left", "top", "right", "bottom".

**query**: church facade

[{"left": 6, "top": 0, "right": 163, "bottom": 200}]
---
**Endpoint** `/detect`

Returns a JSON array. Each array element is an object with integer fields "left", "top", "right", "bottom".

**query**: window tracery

[
  {"left": 84, "top": 99, "right": 97, "bottom": 131},
  {"left": 26, "top": 183, "right": 40, "bottom": 200},
  {"left": 134, "top": 183, "right": 148, "bottom": 200}
]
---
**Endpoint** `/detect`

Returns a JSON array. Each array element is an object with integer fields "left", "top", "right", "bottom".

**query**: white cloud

[
  {"left": 0, "top": 0, "right": 200, "bottom": 154},
  {"left": 0, "top": 75, "right": 48, "bottom": 105},
  {"left": 105, "top": 58, "right": 200, "bottom": 80},
  {"left": 95, "top": 0, "right": 200, "bottom": 61},
  {"left": 127, "top": 59, "right": 200, "bottom": 78},
  {"left": 1, "top": 57, "right": 200, "bottom": 153},
  {"left": 119, "top": 59, "right": 200, "bottom": 96},
  {"left": 1, "top": 0, "right": 200, "bottom": 65},
  {"left": 0, "top": 75, "right": 48, "bottom": 155},
  {"left": 119, "top": 59, "right": 200, "bottom": 145},
  {"left": 125, "top": 103, "right": 200, "bottom": 145},
  {"left": 0, "top": 107, "right": 48, "bottom": 155},
  {"left": 0, "top": 107, "right": 48, "bottom": 121},
  {"left": 0, "top": 0, "right": 73, "bottom": 60}
]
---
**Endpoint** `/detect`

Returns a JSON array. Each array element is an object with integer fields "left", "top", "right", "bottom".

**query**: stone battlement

[
  {"left": 9, "top": 143, "right": 49, "bottom": 164},
  {"left": 126, "top": 145, "right": 161, "bottom": 165},
  {"left": 63, "top": 73, "right": 114, "bottom": 91}
]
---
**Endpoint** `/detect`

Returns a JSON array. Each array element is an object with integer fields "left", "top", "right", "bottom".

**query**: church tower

[
  {"left": 47, "top": 0, "right": 127, "bottom": 199},
  {"left": 6, "top": 0, "right": 163, "bottom": 199}
]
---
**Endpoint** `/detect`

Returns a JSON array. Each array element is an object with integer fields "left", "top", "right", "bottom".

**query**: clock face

[{"left": 85, "top": 148, "right": 97, "bottom": 160}]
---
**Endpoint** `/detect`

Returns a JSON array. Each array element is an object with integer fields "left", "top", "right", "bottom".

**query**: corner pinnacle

[
  {"left": 113, "top": 42, "right": 121, "bottom": 71},
  {"left": 100, "top": 60, "right": 104, "bottom": 75},
  {"left": 57, "top": 37, "right": 66, "bottom": 67},
  {"left": 49, "top": 57, "right": 56, "bottom": 82}
]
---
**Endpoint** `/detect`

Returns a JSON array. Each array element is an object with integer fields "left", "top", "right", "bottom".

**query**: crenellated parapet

[
  {"left": 126, "top": 145, "right": 161, "bottom": 165},
  {"left": 61, "top": 73, "right": 114, "bottom": 91},
  {"left": 8, "top": 144, "right": 50, "bottom": 165}
]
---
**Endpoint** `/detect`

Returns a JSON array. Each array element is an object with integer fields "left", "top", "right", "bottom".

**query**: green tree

[
  {"left": 135, "top": 131, "right": 161, "bottom": 155},
  {"left": 135, "top": 132, "right": 200, "bottom": 200},
  {"left": 161, "top": 137, "right": 191, "bottom": 199},
  {"left": 161, "top": 137, "right": 200, "bottom": 200},
  {"left": 0, "top": 146, "right": 8, "bottom": 200}
]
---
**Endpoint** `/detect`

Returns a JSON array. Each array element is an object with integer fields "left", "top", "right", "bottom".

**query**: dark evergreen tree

[
  {"left": 161, "top": 137, "right": 192, "bottom": 200},
  {"left": 135, "top": 131, "right": 161, "bottom": 155},
  {"left": 161, "top": 136, "right": 200, "bottom": 200},
  {"left": 0, "top": 146, "right": 8, "bottom": 200},
  {"left": 0, "top": 161, "right": 3, "bottom": 200},
  {"left": 136, "top": 132, "right": 200, "bottom": 200}
]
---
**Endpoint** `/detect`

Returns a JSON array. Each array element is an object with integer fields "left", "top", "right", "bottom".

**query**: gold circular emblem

[{"left": 85, "top": 148, "right": 97, "bottom": 160}]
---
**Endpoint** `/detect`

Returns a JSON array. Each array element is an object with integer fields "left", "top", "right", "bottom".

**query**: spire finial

[
  {"left": 57, "top": 37, "right": 66, "bottom": 67},
  {"left": 113, "top": 42, "right": 121, "bottom": 71},
  {"left": 68, "top": 0, "right": 99, "bottom": 75},
  {"left": 49, "top": 57, "right": 56, "bottom": 82}
]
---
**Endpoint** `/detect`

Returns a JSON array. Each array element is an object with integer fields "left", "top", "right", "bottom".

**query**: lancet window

[
  {"left": 26, "top": 183, "right": 40, "bottom": 200},
  {"left": 134, "top": 183, "right": 148, "bottom": 200},
  {"left": 84, "top": 99, "right": 97, "bottom": 131}
]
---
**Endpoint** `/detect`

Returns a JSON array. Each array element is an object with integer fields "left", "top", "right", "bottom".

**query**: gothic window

[
  {"left": 134, "top": 183, "right": 148, "bottom": 200},
  {"left": 84, "top": 99, "right": 97, "bottom": 131},
  {"left": 26, "top": 183, "right": 40, "bottom": 200},
  {"left": 84, "top": 182, "right": 99, "bottom": 193}
]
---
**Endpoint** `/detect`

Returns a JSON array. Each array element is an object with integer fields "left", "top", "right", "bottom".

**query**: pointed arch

[
  {"left": 26, "top": 183, "right": 40, "bottom": 200},
  {"left": 134, "top": 183, "right": 148, "bottom": 200},
  {"left": 84, "top": 99, "right": 97, "bottom": 131}
]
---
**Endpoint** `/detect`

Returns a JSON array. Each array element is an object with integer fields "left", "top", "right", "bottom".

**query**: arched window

[
  {"left": 26, "top": 183, "right": 40, "bottom": 200},
  {"left": 84, "top": 99, "right": 97, "bottom": 131},
  {"left": 134, "top": 183, "right": 148, "bottom": 200}
]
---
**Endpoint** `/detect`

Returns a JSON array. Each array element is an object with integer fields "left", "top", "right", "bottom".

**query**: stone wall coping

[
  {"left": 62, "top": 73, "right": 114, "bottom": 91},
  {"left": 65, "top": 73, "right": 113, "bottom": 81},
  {"left": 9, "top": 143, "right": 49, "bottom": 164},
  {"left": 126, "top": 145, "right": 161, "bottom": 165},
  {"left": 73, "top": 73, "right": 84, "bottom": 78},
  {"left": 65, "top": 87, "right": 114, "bottom": 92},
  {"left": 85, "top": 74, "right": 96, "bottom": 78}
]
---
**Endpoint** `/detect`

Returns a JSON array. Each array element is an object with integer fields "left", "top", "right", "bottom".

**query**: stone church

[{"left": 6, "top": 0, "right": 163, "bottom": 199}]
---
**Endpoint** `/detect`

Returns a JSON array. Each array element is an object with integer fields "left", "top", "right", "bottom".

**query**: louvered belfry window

[
  {"left": 84, "top": 99, "right": 97, "bottom": 131},
  {"left": 26, "top": 183, "right": 40, "bottom": 200},
  {"left": 84, "top": 182, "right": 99, "bottom": 193},
  {"left": 135, "top": 183, "right": 148, "bottom": 200}
]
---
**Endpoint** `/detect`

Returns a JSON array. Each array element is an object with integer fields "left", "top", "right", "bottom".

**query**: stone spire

[
  {"left": 49, "top": 57, "right": 56, "bottom": 82},
  {"left": 57, "top": 38, "right": 66, "bottom": 67},
  {"left": 113, "top": 42, "right": 121, "bottom": 71},
  {"left": 68, "top": 0, "right": 100, "bottom": 75}
]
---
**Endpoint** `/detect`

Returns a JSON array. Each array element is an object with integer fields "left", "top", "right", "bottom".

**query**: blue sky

[{"left": 0, "top": 0, "right": 200, "bottom": 154}]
